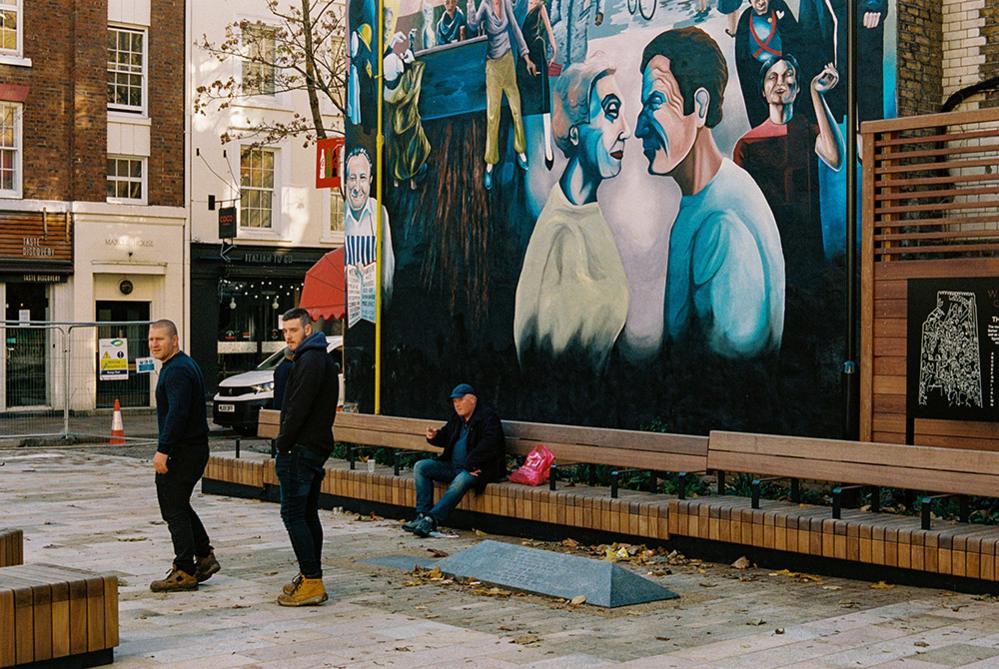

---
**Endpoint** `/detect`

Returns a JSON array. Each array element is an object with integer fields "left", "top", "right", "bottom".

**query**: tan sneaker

[
  {"left": 150, "top": 566, "right": 198, "bottom": 592},
  {"left": 195, "top": 552, "right": 221, "bottom": 583},
  {"left": 277, "top": 576, "right": 328, "bottom": 606},
  {"left": 282, "top": 573, "right": 303, "bottom": 596}
]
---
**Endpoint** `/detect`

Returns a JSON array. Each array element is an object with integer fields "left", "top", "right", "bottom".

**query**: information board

[{"left": 906, "top": 277, "right": 999, "bottom": 423}]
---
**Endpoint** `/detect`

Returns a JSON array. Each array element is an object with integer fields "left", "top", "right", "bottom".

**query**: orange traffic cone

[{"left": 109, "top": 399, "right": 126, "bottom": 445}]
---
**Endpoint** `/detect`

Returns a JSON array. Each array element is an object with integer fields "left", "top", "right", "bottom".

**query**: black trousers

[{"left": 155, "top": 444, "right": 212, "bottom": 575}]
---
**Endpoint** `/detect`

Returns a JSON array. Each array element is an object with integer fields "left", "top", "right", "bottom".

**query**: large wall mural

[{"left": 344, "top": 0, "right": 897, "bottom": 436}]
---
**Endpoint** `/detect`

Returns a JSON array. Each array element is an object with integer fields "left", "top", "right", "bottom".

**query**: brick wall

[
  {"left": 941, "top": 0, "right": 993, "bottom": 110},
  {"left": 148, "top": 0, "right": 185, "bottom": 207},
  {"left": 71, "top": 0, "right": 108, "bottom": 202},
  {"left": 0, "top": 2, "right": 75, "bottom": 200},
  {"left": 981, "top": 0, "right": 999, "bottom": 108},
  {"left": 896, "top": 0, "right": 943, "bottom": 116}
]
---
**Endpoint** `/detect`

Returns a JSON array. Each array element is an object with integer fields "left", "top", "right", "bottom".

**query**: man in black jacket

[
  {"left": 148, "top": 319, "right": 220, "bottom": 592},
  {"left": 274, "top": 308, "right": 339, "bottom": 606},
  {"left": 404, "top": 384, "right": 506, "bottom": 537}
]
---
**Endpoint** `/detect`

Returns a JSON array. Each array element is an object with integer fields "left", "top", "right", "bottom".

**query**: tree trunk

[{"left": 301, "top": 0, "right": 327, "bottom": 140}]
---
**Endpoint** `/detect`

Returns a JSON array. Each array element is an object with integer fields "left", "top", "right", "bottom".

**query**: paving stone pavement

[{"left": 4, "top": 448, "right": 999, "bottom": 668}]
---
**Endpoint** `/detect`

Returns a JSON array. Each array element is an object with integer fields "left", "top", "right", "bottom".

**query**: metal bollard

[{"left": 235, "top": 437, "right": 241, "bottom": 459}]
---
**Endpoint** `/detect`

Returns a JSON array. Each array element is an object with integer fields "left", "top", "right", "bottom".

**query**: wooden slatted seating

[
  {"left": 333, "top": 412, "right": 709, "bottom": 497},
  {"left": 0, "top": 530, "right": 22, "bottom": 568},
  {"left": 0, "top": 563, "right": 118, "bottom": 668},
  {"left": 708, "top": 431, "right": 999, "bottom": 529}
]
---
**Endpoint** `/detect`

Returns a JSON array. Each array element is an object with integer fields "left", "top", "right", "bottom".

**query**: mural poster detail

[{"left": 344, "top": 0, "right": 897, "bottom": 433}]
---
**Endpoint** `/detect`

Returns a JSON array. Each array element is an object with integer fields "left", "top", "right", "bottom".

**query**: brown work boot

[
  {"left": 277, "top": 576, "right": 328, "bottom": 606},
  {"left": 282, "top": 573, "right": 303, "bottom": 596},
  {"left": 150, "top": 565, "right": 198, "bottom": 592},
  {"left": 195, "top": 552, "right": 221, "bottom": 583}
]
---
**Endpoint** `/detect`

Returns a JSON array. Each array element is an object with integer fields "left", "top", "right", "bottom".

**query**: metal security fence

[{"left": 0, "top": 320, "right": 159, "bottom": 444}]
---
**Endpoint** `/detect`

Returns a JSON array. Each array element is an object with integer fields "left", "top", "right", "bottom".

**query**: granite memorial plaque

[{"left": 434, "top": 540, "right": 678, "bottom": 607}]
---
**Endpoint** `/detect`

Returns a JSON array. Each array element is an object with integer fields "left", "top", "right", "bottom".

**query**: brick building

[{"left": 0, "top": 0, "right": 186, "bottom": 412}]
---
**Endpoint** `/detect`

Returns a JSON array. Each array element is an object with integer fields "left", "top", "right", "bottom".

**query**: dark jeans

[
  {"left": 414, "top": 459, "right": 479, "bottom": 524},
  {"left": 276, "top": 445, "right": 329, "bottom": 579},
  {"left": 155, "top": 444, "right": 212, "bottom": 576}
]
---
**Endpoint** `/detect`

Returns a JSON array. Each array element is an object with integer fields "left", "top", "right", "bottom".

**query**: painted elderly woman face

[
  {"left": 763, "top": 59, "right": 799, "bottom": 106},
  {"left": 578, "top": 73, "right": 630, "bottom": 180}
]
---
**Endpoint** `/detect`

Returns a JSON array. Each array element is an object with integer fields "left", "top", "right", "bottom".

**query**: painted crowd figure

[
  {"left": 636, "top": 28, "right": 784, "bottom": 359},
  {"left": 514, "top": 56, "right": 630, "bottom": 370},
  {"left": 734, "top": 0, "right": 798, "bottom": 128},
  {"left": 550, "top": 0, "right": 604, "bottom": 67},
  {"left": 467, "top": 0, "right": 537, "bottom": 189}
]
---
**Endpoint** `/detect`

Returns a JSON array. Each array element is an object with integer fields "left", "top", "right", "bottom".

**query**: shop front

[
  {"left": 0, "top": 209, "right": 73, "bottom": 411},
  {"left": 190, "top": 243, "right": 336, "bottom": 395}
]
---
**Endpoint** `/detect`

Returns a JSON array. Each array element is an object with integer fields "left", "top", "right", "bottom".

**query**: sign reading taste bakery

[{"left": 0, "top": 210, "right": 73, "bottom": 275}]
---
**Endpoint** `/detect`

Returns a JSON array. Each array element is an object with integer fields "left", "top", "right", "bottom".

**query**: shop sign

[
  {"left": 242, "top": 252, "right": 294, "bottom": 265},
  {"left": 99, "top": 338, "right": 129, "bottom": 381},
  {"left": 22, "top": 237, "right": 54, "bottom": 257},
  {"left": 136, "top": 357, "right": 156, "bottom": 374},
  {"left": 9, "top": 274, "right": 68, "bottom": 283},
  {"left": 218, "top": 207, "right": 237, "bottom": 239}
]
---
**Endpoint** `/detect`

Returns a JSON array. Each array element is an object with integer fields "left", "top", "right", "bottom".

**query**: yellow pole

[{"left": 374, "top": 0, "right": 384, "bottom": 415}]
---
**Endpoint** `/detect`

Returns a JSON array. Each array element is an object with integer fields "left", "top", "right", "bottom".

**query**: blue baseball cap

[{"left": 448, "top": 383, "right": 476, "bottom": 399}]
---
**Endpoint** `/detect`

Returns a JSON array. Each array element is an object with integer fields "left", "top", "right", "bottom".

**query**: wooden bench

[
  {"left": 708, "top": 431, "right": 999, "bottom": 529},
  {"left": 0, "top": 530, "right": 22, "bottom": 568},
  {"left": 258, "top": 408, "right": 280, "bottom": 440},
  {"left": 0, "top": 563, "right": 118, "bottom": 668},
  {"left": 333, "top": 413, "right": 708, "bottom": 498}
]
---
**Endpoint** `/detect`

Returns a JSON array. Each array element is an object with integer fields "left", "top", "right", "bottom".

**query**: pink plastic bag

[{"left": 508, "top": 445, "right": 555, "bottom": 486}]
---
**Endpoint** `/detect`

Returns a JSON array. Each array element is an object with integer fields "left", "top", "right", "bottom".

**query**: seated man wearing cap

[{"left": 403, "top": 383, "right": 507, "bottom": 537}]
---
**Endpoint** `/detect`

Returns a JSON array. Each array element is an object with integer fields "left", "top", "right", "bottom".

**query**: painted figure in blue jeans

[
  {"left": 403, "top": 384, "right": 506, "bottom": 537},
  {"left": 274, "top": 308, "right": 339, "bottom": 606},
  {"left": 148, "top": 319, "right": 220, "bottom": 593}
]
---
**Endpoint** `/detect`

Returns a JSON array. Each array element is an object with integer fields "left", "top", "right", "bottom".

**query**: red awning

[{"left": 299, "top": 248, "right": 346, "bottom": 321}]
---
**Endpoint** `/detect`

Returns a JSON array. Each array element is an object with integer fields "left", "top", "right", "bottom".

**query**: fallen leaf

[
  {"left": 428, "top": 566, "right": 443, "bottom": 580},
  {"left": 914, "top": 641, "right": 929, "bottom": 647},
  {"left": 774, "top": 628, "right": 785, "bottom": 635},
  {"left": 562, "top": 538, "right": 579, "bottom": 548},
  {"left": 570, "top": 595, "right": 586, "bottom": 606},
  {"left": 473, "top": 529, "right": 488, "bottom": 537},
  {"left": 427, "top": 548, "right": 449, "bottom": 558},
  {"left": 731, "top": 556, "right": 751, "bottom": 569},
  {"left": 116, "top": 536, "right": 147, "bottom": 542},
  {"left": 394, "top": 646, "right": 411, "bottom": 652},
  {"left": 698, "top": 582, "right": 717, "bottom": 588},
  {"left": 655, "top": 636, "right": 671, "bottom": 641},
  {"left": 870, "top": 581, "right": 895, "bottom": 590},
  {"left": 821, "top": 585, "right": 841, "bottom": 591},
  {"left": 747, "top": 618, "right": 766, "bottom": 626},
  {"left": 512, "top": 634, "right": 540, "bottom": 645}
]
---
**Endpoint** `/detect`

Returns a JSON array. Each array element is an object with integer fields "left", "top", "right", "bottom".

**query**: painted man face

[
  {"left": 578, "top": 74, "right": 630, "bottom": 180},
  {"left": 345, "top": 153, "right": 371, "bottom": 213},
  {"left": 763, "top": 59, "right": 799, "bottom": 106},
  {"left": 635, "top": 56, "right": 700, "bottom": 176},
  {"left": 750, "top": 0, "right": 769, "bottom": 14}
]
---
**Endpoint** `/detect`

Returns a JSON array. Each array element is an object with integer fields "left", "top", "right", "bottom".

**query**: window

[
  {"left": 0, "top": 0, "right": 21, "bottom": 56},
  {"left": 0, "top": 102, "right": 20, "bottom": 197},
  {"left": 106, "top": 156, "right": 145, "bottom": 203},
  {"left": 240, "top": 147, "right": 275, "bottom": 229},
  {"left": 107, "top": 26, "right": 146, "bottom": 112},
  {"left": 242, "top": 24, "right": 276, "bottom": 96},
  {"left": 330, "top": 189, "right": 344, "bottom": 232}
]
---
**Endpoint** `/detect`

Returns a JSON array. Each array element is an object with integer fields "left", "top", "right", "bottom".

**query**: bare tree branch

[{"left": 194, "top": 0, "right": 347, "bottom": 146}]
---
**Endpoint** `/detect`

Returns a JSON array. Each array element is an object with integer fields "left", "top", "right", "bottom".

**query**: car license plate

[{"left": 218, "top": 404, "right": 235, "bottom": 413}]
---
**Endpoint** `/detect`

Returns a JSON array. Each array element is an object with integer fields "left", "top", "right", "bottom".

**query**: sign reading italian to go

[{"left": 99, "top": 338, "right": 129, "bottom": 381}]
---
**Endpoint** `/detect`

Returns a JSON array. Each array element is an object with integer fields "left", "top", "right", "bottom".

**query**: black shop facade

[{"left": 190, "top": 243, "right": 330, "bottom": 395}]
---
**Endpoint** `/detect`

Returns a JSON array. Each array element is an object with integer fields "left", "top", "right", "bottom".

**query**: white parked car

[{"left": 212, "top": 335, "right": 343, "bottom": 435}]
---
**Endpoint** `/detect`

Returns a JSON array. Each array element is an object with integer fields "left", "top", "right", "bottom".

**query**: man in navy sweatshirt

[
  {"left": 273, "top": 308, "right": 338, "bottom": 606},
  {"left": 148, "top": 319, "right": 220, "bottom": 592}
]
